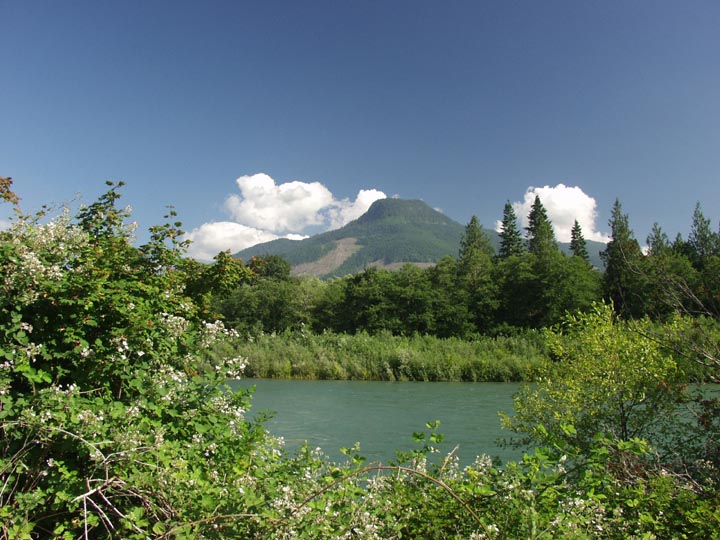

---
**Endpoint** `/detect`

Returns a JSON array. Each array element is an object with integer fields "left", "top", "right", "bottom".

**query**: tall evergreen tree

[
  {"left": 601, "top": 199, "right": 644, "bottom": 317},
  {"left": 526, "top": 196, "right": 557, "bottom": 256},
  {"left": 646, "top": 223, "right": 670, "bottom": 257},
  {"left": 498, "top": 201, "right": 524, "bottom": 259},
  {"left": 458, "top": 216, "right": 497, "bottom": 332},
  {"left": 459, "top": 215, "right": 495, "bottom": 271},
  {"left": 671, "top": 232, "right": 690, "bottom": 257},
  {"left": 688, "top": 202, "right": 718, "bottom": 268},
  {"left": 569, "top": 220, "right": 589, "bottom": 262}
]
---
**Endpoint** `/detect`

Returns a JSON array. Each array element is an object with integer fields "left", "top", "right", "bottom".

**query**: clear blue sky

[{"left": 2, "top": 1, "right": 719, "bottom": 258}]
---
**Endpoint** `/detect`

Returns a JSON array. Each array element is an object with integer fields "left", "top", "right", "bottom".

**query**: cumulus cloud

[
  {"left": 224, "top": 173, "right": 336, "bottom": 232},
  {"left": 325, "top": 189, "right": 387, "bottom": 230},
  {"left": 184, "top": 221, "right": 308, "bottom": 261},
  {"left": 499, "top": 184, "right": 609, "bottom": 243},
  {"left": 185, "top": 173, "right": 386, "bottom": 261}
]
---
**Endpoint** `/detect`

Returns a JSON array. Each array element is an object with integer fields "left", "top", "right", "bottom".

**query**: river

[{"left": 235, "top": 379, "right": 523, "bottom": 466}]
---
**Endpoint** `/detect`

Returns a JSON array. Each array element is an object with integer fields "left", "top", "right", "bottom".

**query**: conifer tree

[
  {"left": 458, "top": 215, "right": 497, "bottom": 331},
  {"left": 569, "top": 220, "right": 589, "bottom": 262},
  {"left": 688, "top": 202, "right": 718, "bottom": 268},
  {"left": 459, "top": 215, "right": 495, "bottom": 266},
  {"left": 646, "top": 223, "right": 670, "bottom": 257},
  {"left": 525, "top": 195, "right": 557, "bottom": 256},
  {"left": 601, "top": 199, "right": 644, "bottom": 317},
  {"left": 671, "top": 232, "right": 689, "bottom": 256},
  {"left": 498, "top": 201, "right": 524, "bottom": 259}
]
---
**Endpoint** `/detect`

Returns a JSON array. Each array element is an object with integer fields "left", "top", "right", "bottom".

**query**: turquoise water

[{"left": 235, "top": 379, "right": 522, "bottom": 465}]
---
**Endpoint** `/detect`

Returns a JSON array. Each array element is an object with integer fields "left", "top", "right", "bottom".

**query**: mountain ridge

[{"left": 233, "top": 198, "right": 605, "bottom": 278}]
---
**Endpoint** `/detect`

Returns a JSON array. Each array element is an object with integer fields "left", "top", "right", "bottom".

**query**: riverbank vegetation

[
  {"left": 236, "top": 330, "right": 546, "bottom": 381},
  {"left": 204, "top": 196, "right": 720, "bottom": 383},
  {"left": 1, "top": 179, "right": 719, "bottom": 538}
]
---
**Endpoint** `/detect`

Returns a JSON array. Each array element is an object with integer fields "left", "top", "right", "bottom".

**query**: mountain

[
  {"left": 234, "top": 199, "right": 467, "bottom": 278},
  {"left": 234, "top": 198, "right": 606, "bottom": 278}
]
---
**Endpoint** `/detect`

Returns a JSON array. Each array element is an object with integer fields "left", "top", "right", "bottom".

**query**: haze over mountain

[{"left": 234, "top": 199, "right": 605, "bottom": 278}]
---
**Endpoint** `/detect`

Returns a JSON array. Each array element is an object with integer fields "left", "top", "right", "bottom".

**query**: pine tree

[
  {"left": 498, "top": 201, "right": 524, "bottom": 259},
  {"left": 526, "top": 196, "right": 557, "bottom": 257},
  {"left": 688, "top": 202, "right": 719, "bottom": 268},
  {"left": 458, "top": 216, "right": 497, "bottom": 332},
  {"left": 646, "top": 223, "right": 670, "bottom": 257},
  {"left": 601, "top": 199, "right": 644, "bottom": 317},
  {"left": 459, "top": 216, "right": 495, "bottom": 264},
  {"left": 570, "top": 220, "right": 589, "bottom": 262}
]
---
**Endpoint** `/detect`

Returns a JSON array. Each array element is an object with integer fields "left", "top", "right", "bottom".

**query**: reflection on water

[{"left": 233, "top": 379, "right": 522, "bottom": 465}]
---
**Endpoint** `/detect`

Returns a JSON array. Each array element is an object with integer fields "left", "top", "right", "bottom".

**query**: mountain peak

[
  {"left": 235, "top": 198, "right": 467, "bottom": 278},
  {"left": 355, "top": 198, "right": 454, "bottom": 226},
  {"left": 233, "top": 197, "right": 605, "bottom": 278}
]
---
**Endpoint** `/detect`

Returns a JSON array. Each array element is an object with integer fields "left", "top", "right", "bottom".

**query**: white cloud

[
  {"left": 0, "top": 219, "right": 10, "bottom": 231},
  {"left": 503, "top": 184, "right": 610, "bottom": 243},
  {"left": 184, "top": 222, "right": 310, "bottom": 261},
  {"left": 186, "top": 173, "right": 386, "bottom": 261},
  {"left": 185, "top": 222, "right": 282, "bottom": 261},
  {"left": 224, "top": 173, "right": 337, "bottom": 232},
  {"left": 325, "top": 189, "right": 387, "bottom": 230}
]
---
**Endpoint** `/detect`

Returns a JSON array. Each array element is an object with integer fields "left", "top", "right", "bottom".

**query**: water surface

[{"left": 236, "top": 379, "right": 522, "bottom": 465}]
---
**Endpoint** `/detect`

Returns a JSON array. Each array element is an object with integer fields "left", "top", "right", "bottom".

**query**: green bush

[{"left": 0, "top": 182, "right": 264, "bottom": 537}]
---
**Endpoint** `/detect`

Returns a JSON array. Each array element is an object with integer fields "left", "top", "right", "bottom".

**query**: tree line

[{"left": 195, "top": 196, "right": 720, "bottom": 338}]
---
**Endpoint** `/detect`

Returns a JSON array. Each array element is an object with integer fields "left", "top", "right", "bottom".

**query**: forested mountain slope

[{"left": 234, "top": 198, "right": 604, "bottom": 277}]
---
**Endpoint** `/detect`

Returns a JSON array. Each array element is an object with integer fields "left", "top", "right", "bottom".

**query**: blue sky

[{"left": 2, "top": 1, "right": 719, "bottom": 259}]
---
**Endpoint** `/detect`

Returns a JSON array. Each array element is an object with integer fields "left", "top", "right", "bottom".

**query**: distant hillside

[
  {"left": 234, "top": 198, "right": 605, "bottom": 277},
  {"left": 234, "top": 199, "right": 465, "bottom": 277}
]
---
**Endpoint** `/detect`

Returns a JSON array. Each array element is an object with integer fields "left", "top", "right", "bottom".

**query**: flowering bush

[{"left": 0, "top": 181, "right": 263, "bottom": 537}]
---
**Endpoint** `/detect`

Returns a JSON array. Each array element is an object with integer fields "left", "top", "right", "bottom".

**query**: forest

[
  {"left": 184, "top": 194, "right": 719, "bottom": 383},
  {"left": 201, "top": 197, "right": 719, "bottom": 336},
  {"left": 1, "top": 178, "right": 719, "bottom": 538}
]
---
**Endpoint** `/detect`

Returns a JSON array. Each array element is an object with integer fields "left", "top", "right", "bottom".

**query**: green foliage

[
  {"left": 646, "top": 222, "right": 670, "bottom": 257},
  {"left": 427, "top": 256, "right": 475, "bottom": 337},
  {"left": 216, "top": 278, "right": 311, "bottom": 334},
  {"left": 0, "top": 182, "right": 261, "bottom": 537},
  {"left": 234, "top": 330, "right": 546, "bottom": 382},
  {"left": 459, "top": 216, "right": 495, "bottom": 263},
  {"left": 497, "top": 201, "right": 525, "bottom": 259},
  {"left": 248, "top": 253, "right": 292, "bottom": 280},
  {"left": 525, "top": 196, "right": 557, "bottom": 258},
  {"left": 458, "top": 217, "right": 499, "bottom": 332},
  {"left": 2, "top": 179, "right": 718, "bottom": 539},
  {"left": 503, "top": 304, "right": 687, "bottom": 459},
  {"left": 569, "top": 220, "right": 589, "bottom": 262},
  {"left": 183, "top": 250, "right": 255, "bottom": 318},
  {"left": 601, "top": 199, "right": 645, "bottom": 318},
  {"left": 688, "top": 202, "right": 719, "bottom": 269}
]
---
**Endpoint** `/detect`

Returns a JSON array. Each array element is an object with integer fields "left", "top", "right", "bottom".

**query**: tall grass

[{"left": 234, "top": 330, "right": 547, "bottom": 382}]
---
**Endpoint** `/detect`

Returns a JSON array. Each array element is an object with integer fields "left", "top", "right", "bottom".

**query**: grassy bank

[{"left": 232, "top": 330, "right": 547, "bottom": 382}]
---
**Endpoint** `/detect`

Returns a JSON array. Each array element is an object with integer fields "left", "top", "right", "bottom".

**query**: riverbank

[
  {"left": 232, "top": 330, "right": 547, "bottom": 382},
  {"left": 230, "top": 328, "right": 717, "bottom": 383}
]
